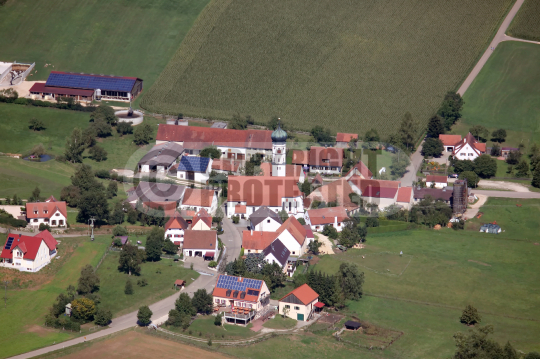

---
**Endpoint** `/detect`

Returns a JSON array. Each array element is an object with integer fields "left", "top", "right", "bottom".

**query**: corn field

[
  {"left": 142, "top": 0, "right": 512, "bottom": 136},
  {"left": 507, "top": 0, "right": 540, "bottom": 42}
]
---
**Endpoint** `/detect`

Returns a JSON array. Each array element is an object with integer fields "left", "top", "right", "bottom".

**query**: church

[{"left": 226, "top": 124, "right": 305, "bottom": 218}]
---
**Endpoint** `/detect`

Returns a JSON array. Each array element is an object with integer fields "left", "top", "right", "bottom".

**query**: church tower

[{"left": 271, "top": 121, "right": 287, "bottom": 177}]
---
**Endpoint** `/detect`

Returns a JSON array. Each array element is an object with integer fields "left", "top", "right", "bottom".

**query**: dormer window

[
  {"left": 44, "top": 210, "right": 48, "bottom": 214},
  {"left": 34, "top": 211, "right": 38, "bottom": 214}
]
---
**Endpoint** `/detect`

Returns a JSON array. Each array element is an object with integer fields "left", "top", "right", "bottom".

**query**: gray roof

[
  {"left": 127, "top": 181, "right": 186, "bottom": 203},
  {"left": 138, "top": 142, "right": 184, "bottom": 167},
  {"left": 480, "top": 223, "right": 501, "bottom": 233},
  {"left": 249, "top": 206, "right": 283, "bottom": 227},
  {"left": 210, "top": 121, "right": 227, "bottom": 129},
  {"left": 261, "top": 239, "right": 290, "bottom": 267},
  {"left": 414, "top": 187, "right": 453, "bottom": 201}
]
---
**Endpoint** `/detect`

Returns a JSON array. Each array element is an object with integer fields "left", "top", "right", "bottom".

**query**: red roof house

[
  {"left": 25, "top": 201, "right": 67, "bottom": 227},
  {"left": 336, "top": 133, "right": 358, "bottom": 143},
  {"left": 0, "top": 231, "right": 58, "bottom": 272}
]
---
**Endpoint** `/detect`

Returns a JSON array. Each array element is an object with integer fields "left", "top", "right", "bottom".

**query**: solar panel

[
  {"left": 178, "top": 156, "right": 210, "bottom": 172},
  {"left": 5, "top": 238, "right": 14, "bottom": 250},
  {"left": 45, "top": 73, "right": 136, "bottom": 92}
]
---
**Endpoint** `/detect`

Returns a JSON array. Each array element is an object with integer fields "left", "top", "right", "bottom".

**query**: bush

[
  {"left": 28, "top": 118, "right": 45, "bottom": 131},
  {"left": 134, "top": 123, "right": 153, "bottom": 145},
  {"left": 208, "top": 261, "right": 217, "bottom": 268},
  {"left": 39, "top": 223, "right": 52, "bottom": 232},
  {"left": 137, "top": 305, "right": 153, "bottom": 326},
  {"left": 124, "top": 279, "right": 134, "bottom": 295},
  {"left": 137, "top": 278, "right": 148, "bottom": 287},
  {"left": 366, "top": 217, "right": 379, "bottom": 228},
  {"left": 89, "top": 145, "right": 108, "bottom": 162},
  {"left": 452, "top": 219, "right": 465, "bottom": 230},
  {"left": 322, "top": 225, "right": 338, "bottom": 239},
  {"left": 112, "top": 225, "right": 128, "bottom": 237},
  {"left": 460, "top": 304, "right": 481, "bottom": 325},
  {"left": 116, "top": 121, "right": 133, "bottom": 135},
  {"left": 95, "top": 169, "right": 111, "bottom": 179},
  {"left": 94, "top": 308, "right": 112, "bottom": 326},
  {"left": 232, "top": 215, "right": 240, "bottom": 224},
  {"left": 71, "top": 298, "right": 96, "bottom": 322}
]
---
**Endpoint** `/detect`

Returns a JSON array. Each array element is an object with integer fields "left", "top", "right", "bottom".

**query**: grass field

[
  {"left": 507, "top": 0, "right": 540, "bottom": 41},
  {"left": 263, "top": 315, "right": 297, "bottom": 329},
  {"left": 0, "top": 0, "right": 211, "bottom": 107},
  {"left": 459, "top": 41, "right": 540, "bottom": 148},
  {"left": 142, "top": 0, "right": 512, "bottom": 135},
  {"left": 0, "top": 234, "right": 110, "bottom": 359},
  {"left": 96, "top": 252, "right": 199, "bottom": 317},
  {"left": 168, "top": 315, "right": 255, "bottom": 340}
]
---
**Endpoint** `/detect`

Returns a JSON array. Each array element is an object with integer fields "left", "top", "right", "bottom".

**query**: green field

[
  {"left": 168, "top": 315, "right": 255, "bottom": 339},
  {"left": 263, "top": 315, "right": 297, "bottom": 330},
  {"left": 142, "top": 0, "right": 512, "bottom": 135},
  {"left": 0, "top": 0, "right": 211, "bottom": 105},
  {"left": 507, "top": 0, "right": 540, "bottom": 41},
  {"left": 459, "top": 41, "right": 540, "bottom": 148}
]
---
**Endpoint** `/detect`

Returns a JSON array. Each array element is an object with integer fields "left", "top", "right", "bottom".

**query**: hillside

[{"left": 142, "top": 0, "right": 512, "bottom": 135}]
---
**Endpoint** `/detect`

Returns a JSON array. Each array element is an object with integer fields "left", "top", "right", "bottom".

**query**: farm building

[
  {"left": 182, "top": 230, "right": 218, "bottom": 259},
  {"left": 452, "top": 133, "right": 486, "bottom": 160},
  {"left": 137, "top": 143, "right": 184, "bottom": 173},
  {"left": 0, "top": 230, "right": 58, "bottom": 272},
  {"left": 279, "top": 284, "right": 319, "bottom": 321},
  {"left": 191, "top": 208, "right": 213, "bottom": 230},
  {"left": 308, "top": 178, "right": 359, "bottom": 211},
  {"left": 25, "top": 200, "right": 67, "bottom": 228},
  {"left": 126, "top": 181, "right": 186, "bottom": 206},
  {"left": 501, "top": 147, "right": 519, "bottom": 158},
  {"left": 425, "top": 175, "right": 448, "bottom": 189},
  {"left": 344, "top": 160, "right": 373, "bottom": 180},
  {"left": 439, "top": 134, "right": 463, "bottom": 153},
  {"left": 413, "top": 187, "right": 453, "bottom": 206},
  {"left": 479, "top": 223, "right": 501, "bottom": 234},
  {"left": 291, "top": 146, "right": 343, "bottom": 174},
  {"left": 336, "top": 133, "right": 358, "bottom": 148},
  {"left": 29, "top": 71, "right": 143, "bottom": 102},
  {"left": 242, "top": 230, "right": 277, "bottom": 254},
  {"left": 179, "top": 189, "right": 218, "bottom": 215},
  {"left": 173, "top": 156, "right": 212, "bottom": 184},
  {"left": 260, "top": 239, "right": 294, "bottom": 277},
  {"left": 212, "top": 159, "right": 241, "bottom": 175},
  {"left": 304, "top": 206, "right": 348, "bottom": 233}
]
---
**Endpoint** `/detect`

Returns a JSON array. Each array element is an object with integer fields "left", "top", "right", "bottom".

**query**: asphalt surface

[{"left": 400, "top": 142, "right": 424, "bottom": 187}]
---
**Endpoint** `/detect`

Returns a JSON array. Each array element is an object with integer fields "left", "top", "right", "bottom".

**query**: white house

[
  {"left": 182, "top": 230, "right": 218, "bottom": 260},
  {"left": 452, "top": 133, "right": 486, "bottom": 160},
  {"left": 279, "top": 284, "right": 319, "bottom": 321},
  {"left": 174, "top": 156, "right": 213, "bottom": 184},
  {"left": 274, "top": 216, "right": 308, "bottom": 257},
  {"left": 179, "top": 188, "right": 218, "bottom": 214},
  {"left": 0, "top": 231, "right": 58, "bottom": 272},
  {"left": 164, "top": 214, "right": 189, "bottom": 244},
  {"left": 291, "top": 146, "right": 343, "bottom": 175},
  {"left": 249, "top": 206, "right": 283, "bottom": 232},
  {"left": 191, "top": 208, "right": 212, "bottom": 231},
  {"left": 438, "top": 134, "right": 463, "bottom": 153},
  {"left": 304, "top": 206, "right": 348, "bottom": 233},
  {"left": 26, "top": 200, "right": 67, "bottom": 228},
  {"left": 261, "top": 239, "right": 294, "bottom": 277},
  {"left": 425, "top": 175, "right": 448, "bottom": 189},
  {"left": 137, "top": 142, "right": 184, "bottom": 173}
]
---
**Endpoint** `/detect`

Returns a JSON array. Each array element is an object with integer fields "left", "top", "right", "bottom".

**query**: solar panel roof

[
  {"left": 5, "top": 238, "right": 14, "bottom": 250},
  {"left": 216, "top": 275, "right": 262, "bottom": 292},
  {"left": 177, "top": 156, "right": 210, "bottom": 173},
  {"left": 45, "top": 72, "right": 137, "bottom": 92}
]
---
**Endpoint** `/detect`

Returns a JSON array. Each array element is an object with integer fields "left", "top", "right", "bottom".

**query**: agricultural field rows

[
  {"left": 507, "top": 0, "right": 540, "bottom": 41},
  {"left": 142, "top": 0, "right": 513, "bottom": 136}
]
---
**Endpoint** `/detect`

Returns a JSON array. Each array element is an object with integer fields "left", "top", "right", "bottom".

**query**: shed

[
  {"left": 314, "top": 301, "right": 325, "bottom": 312},
  {"left": 174, "top": 279, "right": 186, "bottom": 289},
  {"left": 344, "top": 320, "right": 361, "bottom": 330},
  {"left": 114, "top": 236, "right": 129, "bottom": 245},
  {"left": 65, "top": 303, "right": 72, "bottom": 316}
]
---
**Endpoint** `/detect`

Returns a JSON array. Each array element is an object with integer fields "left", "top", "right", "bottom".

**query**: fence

[
  {"left": 12, "top": 62, "right": 35, "bottom": 85},
  {"left": 95, "top": 247, "right": 111, "bottom": 270}
]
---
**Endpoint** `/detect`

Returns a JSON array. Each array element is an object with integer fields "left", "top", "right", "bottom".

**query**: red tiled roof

[
  {"left": 1, "top": 234, "right": 48, "bottom": 260},
  {"left": 308, "top": 178, "right": 357, "bottom": 210},
  {"left": 336, "top": 133, "right": 358, "bottom": 143},
  {"left": 242, "top": 231, "right": 277, "bottom": 251},
  {"left": 452, "top": 133, "right": 486, "bottom": 156},
  {"left": 396, "top": 187, "right": 413, "bottom": 203},
  {"left": 292, "top": 150, "right": 310, "bottom": 165},
  {"left": 143, "top": 201, "right": 178, "bottom": 217},
  {"left": 29, "top": 82, "right": 94, "bottom": 97},
  {"left": 212, "top": 159, "right": 241, "bottom": 173},
  {"left": 280, "top": 284, "right": 318, "bottom": 305},
  {"left": 312, "top": 173, "right": 324, "bottom": 184},
  {"left": 476, "top": 143, "right": 486, "bottom": 153},
  {"left": 363, "top": 185, "right": 398, "bottom": 199},
  {"left": 45, "top": 195, "right": 58, "bottom": 202},
  {"left": 309, "top": 147, "right": 343, "bottom": 167},
  {"left": 276, "top": 216, "right": 307, "bottom": 246},
  {"left": 426, "top": 175, "right": 448, "bottom": 184},
  {"left": 346, "top": 161, "right": 372, "bottom": 179},
  {"left": 347, "top": 175, "right": 400, "bottom": 194},
  {"left": 228, "top": 176, "right": 302, "bottom": 207},
  {"left": 285, "top": 165, "right": 303, "bottom": 180},
  {"left": 182, "top": 188, "right": 215, "bottom": 208},
  {"left": 235, "top": 205, "right": 246, "bottom": 214},
  {"left": 303, "top": 225, "right": 314, "bottom": 239},
  {"left": 307, "top": 206, "right": 348, "bottom": 226},
  {"left": 175, "top": 279, "right": 185, "bottom": 286},
  {"left": 212, "top": 274, "right": 263, "bottom": 303},
  {"left": 182, "top": 230, "right": 217, "bottom": 250},
  {"left": 26, "top": 201, "right": 67, "bottom": 219},
  {"left": 314, "top": 302, "right": 325, "bottom": 308},
  {"left": 33, "top": 230, "right": 58, "bottom": 250},
  {"left": 192, "top": 208, "right": 212, "bottom": 228},
  {"left": 439, "top": 134, "right": 462, "bottom": 147},
  {"left": 156, "top": 125, "right": 273, "bottom": 150},
  {"left": 165, "top": 214, "right": 189, "bottom": 231},
  {"left": 260, "top": 162, "right": 271, "bottom": 176}
]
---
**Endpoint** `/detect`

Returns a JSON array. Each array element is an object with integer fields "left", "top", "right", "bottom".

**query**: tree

[
  {"left": 107, "top": 181, "right": 118, "bottom": 198},
  {"left": 506, "top": 150, "right": 521, "bottom": 165},
  {"left": 76, "top": 190, "right": 110, "bottom": 223},
  {"left": 282, "top": 305, "right": 290, "bottom": 318},
  {"left": 200, "top": 146, "right": 222, "bottom": 160},
  {"left": 261, "top": 262, "right": 287, "bottom": 290},
  {"left": 28, "top": 118, "right": 45, "bottom": 131},
  {"left": 308, "top": 239, "right": 322, "bottom": 254},
  {"left": 60, "top": 185, "right": 80, "bottom": 207},
  {"left": 118, "top": 244, "right": 142, "bottom": 275},
  {"left": 89, "top": 145, "right": 108, "bottom": 162},
  {"left": 166, "top": 309, "right": 191, "bottom": 329},
  {"left": 124, "top": 279, "right": 134, "bottom": 295},
  {"left": 230, "top": 113, "right": 248, "bottom": 130},
  {"left": 390, "top": 154, "right": 410, "bottom": 178},
  {"left": 421, "top": 138, "right": 444, "bottom": 157},
  {"left": 134, "top": 123, "right": 153, "bottom": 145},
  {"left": 491, "top": 128, "right": 507, "bottom": 143},
  {"left": 460, "top": 304, "right": 481, "bottom": 325},
  {"left": 94, "top": 308, "right": 112, "bottom": 326},
  {"left": 77, "top": 264, "right": 100, "bottom": 295},
  {"left": 364, "top": 128, "right": 380, "bottom": 142},
  {"left": 109, "top": 202, "right": 125, "bottom": 225},
  {"left": 90, "top": 119, "right": 112, "bottom": 138},
  {"left": 90, "top": 105, "right": 118, "bottom": 125},
  {"left": 30, "top": 186, "right": 41, "bottom": 202},
  {"left": 112, "top": 225, "right": 128, "bottom": 237},
  {"left": 529, "top": 143, "right": 540, "bottom": 159},
  {"left": 459, "top": 171, "right": 479, "bottom": 188},
  {"left": 453, "top": 159, "right": 475, "bottom": 174},
  {"left": 82, "top": 126, "right": 97, "bottom": 148},
  {"left": 310, "top": 126, "right": 334, "bottom": 145},
  {"left": 532, "top": 165, "right": 540, "bottom": 188},
  {"left": 175, "top": 292, "right": 196, "bottom": 317},
  {"left": 490, "top": 143, "right": 501, "bottom": 157},
  {"left": 127, "top": 206, "right": 138, "bottom": 224},
  {"left": 214, "top": 312, "right": 222, "bottom": 326},
  {"left": 366, "top": 217, "right": 379, "bottom": 227},
  {"left": 163, "top": 240, "right": 178, "bottom": 255},
  {"left": 137, "top": 305, "right": 152, "bottom": 326},
  {"left": 278, "top": 209, "right": 288, "bottom": 223},
  {"left": 39, "top": 223, "right": 51, "bottom": 232},
  {"left": 116, "top": 121, "right": 133, "bottom": 135},
  {"left": 71, "top": 298, "right": 96, "bottom": 322},
  {"left": 65, "top": 128, "right": 86, "bottom": 163},
  {"left": 473, "top": 154, "right": 497, "bottom": 178},
  {"left": 438, "top": 92, "right": 464, "bottom": 129},
  {"left": 322, "top": 225, "right": 338, "bottom": 240},
  {"left": 336, "top": 263, "right": 364, "bottom": 300},
  {"left": 398, "top": 112, "right": 417, "bottom": 151},
  {"left": 29, "top": 143, "right": 46, "bottom": 158},
  {"left": 71, "top": 164, "right": 101, "bottom": 192},
  {"left": 192, "top": 289, "right": 213, "bottom": 314},
  {"left": 145, "top": 227, "right": 165, "bottom": 261},
  {"left": 268, "top": 116, "right": 285, "bottom": 130},
  {"left": 469, "top": 125, "right": 488, "bottom": 142},
  {"left": 515, "top": 160, "right": 530, "bottom": 178},
  {"left": 426, "top": 115, "right": 445, "bottom": 138}
]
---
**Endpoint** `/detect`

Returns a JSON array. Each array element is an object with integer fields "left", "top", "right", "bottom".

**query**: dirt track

[{"left": 478, "top": 180, "right": 530, "bottom": 193}]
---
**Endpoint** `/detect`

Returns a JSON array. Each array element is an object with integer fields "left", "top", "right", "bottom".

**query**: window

[
  {"left": 33, "top": 219, "right": 38, "bottom": 222},
  {"left": 292, "top": 251, "right": 295, "bottom": 255},
  {"left": 294, "top": 306, "right": 300, "bottom": 310},
  {"left": 179, "top": 174, "right": 184, "bottom": 179},
  {"left": 51, "top": 220, "right": 56, "bottom": 226},
  {"left": 44, "top": 210, "right": 48, "bottom": 214},
  {"left": 267, "top": 219, "right": 270, "bottom": 223},
  {"left": 216, "top": 299, "right": 220, "bottom": 303},
  {"left": 284, "top": 305, "right": 290, "bottom": 309},
  {"left": 56, "top": 213, "right": 60, "bottom": 216},
  {"left": 34, "top": 211, "right": 38, "bottom": 214},
  {"left": 338, "top": 223, "right": 341, "bottom": 226},
  {"left": 59, "top": 220, "right": 64, "bottom": 225}
]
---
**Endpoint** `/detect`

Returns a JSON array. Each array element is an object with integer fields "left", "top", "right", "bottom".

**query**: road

[
  {"left": 9, "top": 216, "right": 242, "bottom": 359},
  {"left": 457, "top": 0, "right": 526, "bottom": 96},
  {"left": 472, "top": 190, "right": 540, "bottom": 199},
  {"left": 400, "top": 142, "right": 424, "bottom": 187}
]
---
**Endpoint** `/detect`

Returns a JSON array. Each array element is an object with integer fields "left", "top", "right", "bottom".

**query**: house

[
  {"left": 0, "top": 230, "right": 58, "bottom": 272},
  {"left": 26, "top": 200, "right": 67, "bottom": 228},
  {"left": 212, "top": 274, "right": 271, "bottom": 324},
  {"left": 182, "top": 230, "right": 218, "bottom": 260},
  {"left": 439, "top": 134, "right": 463, "bottom": 153},
  {"left": 425, "top": 175, "right": 448, "bottom": 189},
  {"left": 413, "top": 187, "right": 453, "bottom": 206},
  {"left": 307, "top": 178, "right": 358, "bottom": 211},
  {"left": 260, "top": 239, "right": 292, "bottom": 276},
  {"left": 304, "top": 206, "right": 348, "bottom": 233},
  {"left": 137, "top": 142, "right": 184, "bottom": 173},
  {"left": 480, "top": 223, "right": 501, "bottom": 233},
  {"left": 227, "top": 176, "right": 304, "bottom": 218},
  {"left": 452, "top": 133, "right": 486, "bottom": 160},
  {"left": 336, "top": 133, "right": 358, "bottom": 148},
  {"left": 344, "top": 160, "right": 373, "bottom": 180},
  {"left": 501, "top": 147, "right": 519, "bottom": 158},
  {"left": 395, "top": 187, "right": 414, "bottom": 210},
  {"left": 156, "top": 125, "right": 273, "bottom": 160},
  {"left": 174, "top": 156, "right": 212, "bottom": 184},
  {"left": 180, "top": 188, "right": 218, "bottom": 214},
  {"left": 114, "top": 236, "right": 129, "bottom": 245},
  {"left": 249, "top": 206, "right": 283, "bottom": 232},
  {"left": 311, "top": 173, "right": 324, "bottom": 186},
  {"left": 212, "top": 159, "right": 241, "bottom": 175},
  {"left": 126, "top": 181, "right": 186, "bottom": 206},
  {"left": 291, "top": 147, "right": 343, "bottom": 174},
  {"left": 191, "top": 208, "right": 213, "bottom": 231},
  {"left": 292, "top": 150, "right": 310, "bottom": 173},
  {"left": 274, "top": 216, "right": 308, "bottom": 256},
  {"left": 279, "top": 284, "right": 319, "bottom": 321},
  {"left": 164, "top": 214, "right": 189, "bottom": 244},
  {"left": 242, "top": 230, "right": 277, "bottom": 254},
  {"left": 347, "top": 175, "right": 402, "bottom": 210}
]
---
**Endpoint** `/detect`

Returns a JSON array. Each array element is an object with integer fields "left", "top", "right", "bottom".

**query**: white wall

[
  {"left": 28, "top": 210, "right": 66, "bottom": 228},
  {"left": 455, "top": 143, "right": 480, "bottom": 160},
  {"left": 309, "top": 166, "right": 341, "bottom": 175},
  {"left": 251, "top": 217, "right": 282, "bottom": 232},
  {"left": 165, "top": 228, "right": 184, "bottom": 242},
  {"left": 279, "top": 298, "right": 317, "bottom": 321},
  {"left": 426, "top": 181, "right": 447, "bottom": 189},
  {"left": 275, "top": 230, "right": 303, "bottom": 257}
]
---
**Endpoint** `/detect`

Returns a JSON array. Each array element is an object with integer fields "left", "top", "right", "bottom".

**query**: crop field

[
  {"left": 0, "top": 0, "right": 210, "bottom": 105},
  {"left": 460, "top": 41, "right": 540, "bottom": 147},
  {"left": 507, "top": 0, "right": 540, "bottom": 41},
  {"left": 143, "top": 0, "right": 512, "bottom": 135}
]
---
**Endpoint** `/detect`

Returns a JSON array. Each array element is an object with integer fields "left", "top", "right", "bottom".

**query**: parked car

[{"left": 448, "top": 173, "right": 458, "bottom": 178}]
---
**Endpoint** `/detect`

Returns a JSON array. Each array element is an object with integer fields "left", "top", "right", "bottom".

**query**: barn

[{"left": 29, "top": 71, "right": 143, "bottom": 102}]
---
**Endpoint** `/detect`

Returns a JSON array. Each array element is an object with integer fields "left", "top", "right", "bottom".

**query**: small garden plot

[
  {"left": 339, "top": 251, "right": 412, "bottom": 276},
  {"left": 340, "top": 322, "right": 402, "bottom": 349},
  {"left": 168, "top": 316, "right": 255, "bottom": 340},
  {"left": 263, "top": 315, "right": 297, "bottom": 330}
]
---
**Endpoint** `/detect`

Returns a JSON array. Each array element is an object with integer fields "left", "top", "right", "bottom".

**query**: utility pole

[
  {"left": 3, "top": 280, "right": 8, "bottom": 308},
  {"left": 89, "top": 217, "right": 96, "bottom": 241}
]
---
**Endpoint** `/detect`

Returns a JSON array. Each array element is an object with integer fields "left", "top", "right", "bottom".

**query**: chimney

[
  {"left": 251, "top": 228, "right": 253, "bottom": 235},
  {"left": 334, "top": 216, "right": 338, "bottom": 227}
]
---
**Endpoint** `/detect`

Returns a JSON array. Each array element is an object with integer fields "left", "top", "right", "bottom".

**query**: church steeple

[{"left": 271, "top": 119, "right": 287, "bottom": 177}]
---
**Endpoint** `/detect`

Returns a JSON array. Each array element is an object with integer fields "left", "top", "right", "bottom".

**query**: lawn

[
  {"left": 96, "top": 251, "right": 199, "bottom": 317},
  {"left": 142, "top": 0, "right": 512, "bottom": 136},
  {"left": 0, "top": 0, "right": 211, "bottom": 107},
  {"left": 459, "top": 41, "right": 540, "bottom": 148},
  {"left": 0, "top": 234, "right": 110, "bottom": 359},
  {"left": 168, "top": 315, "right": 255, "bottom": 340},
  {"left": 507, "top": 0, "right": 540, "bottom": 41},
  {"left": 263, "top": 315, "right": 297, "bottom": 330}
]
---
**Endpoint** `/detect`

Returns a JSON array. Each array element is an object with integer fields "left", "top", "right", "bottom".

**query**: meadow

[
  {"left": 0, "top": 0, "right": 211, "bottom": 106},
  {"left": 459, "top": 41, "right": 540, "bottom": 148},
  {"left": 142, "top": 0, "right": 512, "bottom": 136},
  {"left": 507, "top": 0, "right": 540, "bottom": 41}
]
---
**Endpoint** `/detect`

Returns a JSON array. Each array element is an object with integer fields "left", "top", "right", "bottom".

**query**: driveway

[
  {"left": 400, "top": 142, "right": 424, "bottom": 187},
  {"left": 463, "top": 194, "right": 488, "bottom": 220},
  {"left": 314, "top": 233, "right": 334, "bottom": 255}
]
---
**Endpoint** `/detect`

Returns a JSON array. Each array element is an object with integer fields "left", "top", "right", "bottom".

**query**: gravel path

[{"left": 478, "top": 180, "right": 530, "bottom": 192}]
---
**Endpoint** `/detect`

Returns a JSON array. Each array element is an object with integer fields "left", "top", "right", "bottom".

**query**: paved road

[
  {"left": 400, "top": 142, "right": 424, "bottom": 187},
  {"left": 457, "top": 0, "right": 526, "bottom": 95},
  {"left": 472, "top": 190, "right": 540, "bottom": 199},
  {"left": 9, "top": 217, "right": 243, "bottom": 359}
]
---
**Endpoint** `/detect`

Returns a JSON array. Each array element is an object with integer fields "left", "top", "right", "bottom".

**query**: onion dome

[{"left": 271, "top": 122, "right": 287, "bottom": 142}]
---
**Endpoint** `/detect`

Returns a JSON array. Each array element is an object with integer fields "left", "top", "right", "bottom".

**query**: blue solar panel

[
  {"left": 217, "top": 275, "right": 262, "bottom": 292},
  {"left": 178, "top": 156, "right": 210, "bottom": 173},
  {"left": 45, "top": 73, "right": 136, "bottom": 92},
  {"left": 5, "top": 238, "right": 14, "bottom": 250}
]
